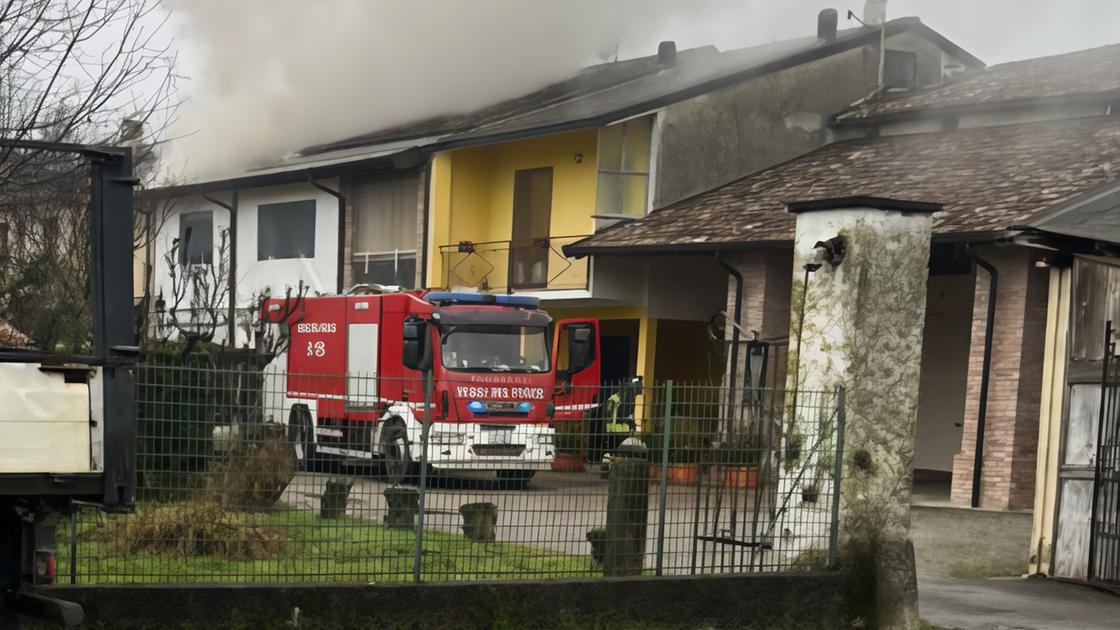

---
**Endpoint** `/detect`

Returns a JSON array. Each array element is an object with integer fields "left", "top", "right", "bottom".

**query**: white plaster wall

[
  {"left": 236, "top": 181, "right": 340, "bottom": 304},
  {"left": 150, "top": 180, "right": 340, "bottom": 347},
  {"left": 915, "top": 273, "right": 974, "bottom": 472},
  {"left": 587, "top": 254, "right": 728, "bottom": 322}
]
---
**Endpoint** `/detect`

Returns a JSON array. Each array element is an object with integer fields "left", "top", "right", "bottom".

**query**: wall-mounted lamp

[
  {"left": 813, "top": 235, "right": 847, "bottom": 268},
  {"left": 573, "top": 153, "right": 583, "bottom": 164}
]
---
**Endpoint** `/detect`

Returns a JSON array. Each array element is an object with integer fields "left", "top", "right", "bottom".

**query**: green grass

[{"left": 59, "top": 506, "right": 595, "bottom": 584}]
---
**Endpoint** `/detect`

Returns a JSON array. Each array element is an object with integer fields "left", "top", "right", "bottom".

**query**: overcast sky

[{"left": 162, "top": 0, "right": 1120, "bottom": 179}]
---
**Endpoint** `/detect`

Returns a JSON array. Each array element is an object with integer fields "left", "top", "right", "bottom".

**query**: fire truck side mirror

[
  {"left": 567, "top": 325, "right": 594, "bottom": 373},
  {"left": 402, "top": 318, "right": 432, "bottom": 372}
]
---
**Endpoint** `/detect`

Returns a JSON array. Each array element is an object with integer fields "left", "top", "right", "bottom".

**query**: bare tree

[
  {"left": 0, "top": 0, "right": 178, "bottom": 350},
  {"left": 160, "top": 226, "right": 229, "bottom": 349}
]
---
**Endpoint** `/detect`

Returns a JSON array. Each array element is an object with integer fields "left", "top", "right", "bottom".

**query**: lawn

[{"left": 58, "top": 505, "right": 597, "bottom": 584}]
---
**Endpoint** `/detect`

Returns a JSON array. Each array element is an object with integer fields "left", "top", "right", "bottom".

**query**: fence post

[
  {"left": 413, "top": 369, "right": 433, "bottom": 583},
  {"left": 828, "top": 386, "right": 846, "bottom": 570},
  {"left": 69, "top": 510, "right": 78, "bottom": 584},
  {"left": 655, "top": 380, "right": 673, "bottom": 576}
]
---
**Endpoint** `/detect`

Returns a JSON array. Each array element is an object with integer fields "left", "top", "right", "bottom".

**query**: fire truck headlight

[
  {"left": 517, "top": 401, "right": 533, "bottom": 413},
  {"left": 467, "top": 400, "right": 486, "bottom": 414}
]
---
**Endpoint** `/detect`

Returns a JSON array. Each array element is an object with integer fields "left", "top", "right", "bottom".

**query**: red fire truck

[{"left": 260, "top": 290, "right": 599, "bottom": 484}]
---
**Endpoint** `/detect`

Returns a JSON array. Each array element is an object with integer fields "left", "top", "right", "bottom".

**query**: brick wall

[
  {"left": 951, "top": 246, "right": 1049, "bottom": 510},
  {"left": 721, "top": 249, "right": 793, "bottom": 390}
]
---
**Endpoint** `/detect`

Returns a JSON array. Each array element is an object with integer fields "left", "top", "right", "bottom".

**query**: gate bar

[
  {"left": 655, "top": 381, "right": 673, "bottom": 576},
  {"left": 828, "top": 387, "right": 846, "bottom": 570}
]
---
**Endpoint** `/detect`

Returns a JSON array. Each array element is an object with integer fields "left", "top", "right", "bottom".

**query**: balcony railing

[{"left": 438, "top": 235, "right": 590, "bottom": 293}]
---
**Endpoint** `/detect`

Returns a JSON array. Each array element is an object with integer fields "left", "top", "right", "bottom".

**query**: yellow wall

[{"left": 428, "top": 129, "right": 599, "bottom": 288}]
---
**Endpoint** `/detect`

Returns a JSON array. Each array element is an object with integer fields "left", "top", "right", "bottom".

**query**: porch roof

[{"left": 565, "top": 116, "right": 1120, "bottom": 256}]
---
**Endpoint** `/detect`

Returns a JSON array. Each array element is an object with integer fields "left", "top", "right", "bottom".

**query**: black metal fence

[{"left": 61, "top": 363, "right": 843, "bottom": 584}]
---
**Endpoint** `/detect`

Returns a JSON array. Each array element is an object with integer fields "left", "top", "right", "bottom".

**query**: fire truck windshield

[{"left": 440, "top": 325, "right": 550, "bottom": 373}]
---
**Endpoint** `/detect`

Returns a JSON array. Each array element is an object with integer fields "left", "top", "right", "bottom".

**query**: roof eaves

[
  {"left": 148, "top": 147, "right": 424, "bottom": 198},
  {"left": 563, "top": 239, "right": 792, "bottom": 258}
]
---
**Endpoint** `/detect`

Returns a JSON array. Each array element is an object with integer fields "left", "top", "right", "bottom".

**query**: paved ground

[{"left": 920, "top": 575, "right": 1120, "bottom": 630}]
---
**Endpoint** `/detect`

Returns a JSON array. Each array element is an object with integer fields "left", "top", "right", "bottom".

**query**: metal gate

[{"left": 1090, "top": 320, "right": 1120, "bottom": 583}]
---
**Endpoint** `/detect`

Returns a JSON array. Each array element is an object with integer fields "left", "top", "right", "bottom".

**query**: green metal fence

[{"left": 63, "top": 362, "right": 843, "bottom": 584}]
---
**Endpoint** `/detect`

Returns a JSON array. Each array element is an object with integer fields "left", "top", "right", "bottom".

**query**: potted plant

[
  {"left": 716, "top": 436, "right": 761, "bottom": 489},
  {"left": 551, "top": 420, "right": 587, "bottom": 472},
  {"left": 800, "top": 482, "right": 820, "bottom": 504}
]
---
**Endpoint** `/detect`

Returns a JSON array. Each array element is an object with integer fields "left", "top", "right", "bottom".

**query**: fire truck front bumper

[{"left": 411, "top": 423, "right": 555, "bottom": 471}]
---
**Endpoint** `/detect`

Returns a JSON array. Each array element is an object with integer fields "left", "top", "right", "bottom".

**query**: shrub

[
  {"left": 209, "top": 424, "right": 296, "bottom": 510},
  {"left": 91, "top": 501, "right": 289, "bottom": 560},
  {"left": 136, "top": 345, "right": 219, "bottom": 501}
]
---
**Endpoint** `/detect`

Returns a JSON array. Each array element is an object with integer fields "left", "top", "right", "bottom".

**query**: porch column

[{"left": 785, "top": 196, "right": 939, "bottom": 630}]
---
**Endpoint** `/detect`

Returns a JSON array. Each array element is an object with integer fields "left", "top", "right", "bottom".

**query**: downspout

[
  {"left": 716, "top": 254, "right": 743, "bottom": 400},
  {"left": 203, "top": 191, "right": 238, "bottom": 344},
  {"left": 309, "top": 176, "right": 346, "bottom": 294},
  {"left": 969, "top": 251, "right": 998, "bottom": 508},
  {"left": 420, "top": 156, "right": 433, "bottom": 289}
]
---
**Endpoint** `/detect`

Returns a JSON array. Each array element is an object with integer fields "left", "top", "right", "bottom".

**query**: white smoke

[
  {"left": 163, "top": 0, "right": 824, "bottom": 179},
  {"left": 163, "top": 0, "right": 1119, "bottom": 181}
]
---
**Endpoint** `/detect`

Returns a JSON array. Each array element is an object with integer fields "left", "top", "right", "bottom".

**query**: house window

[
  {"left": 350, "top": 175, "right": 418, "bottom": 287},
  {"left": 178, "top": 211, "right": 213, "bottom": 265},
  {"left": 884, "top": 50, "right": 918, "bottom": 89},
  {"left": 595, "top": 115, "right": 653, "bottom": 217},
  {"left": 258, "top": 200, "right": 316, "bottom": 260}
]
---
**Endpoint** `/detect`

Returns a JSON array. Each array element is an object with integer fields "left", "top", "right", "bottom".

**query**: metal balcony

[{"left": 438, "top": 235, "right": 590, "bottom": 293}]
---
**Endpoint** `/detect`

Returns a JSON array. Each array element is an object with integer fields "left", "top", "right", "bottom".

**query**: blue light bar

[
  {"left": 424, "top": 292, "right": 539, "bottom": 308},
  {"left": 467, "top": 400, "right": 486, "bottom": 414}
]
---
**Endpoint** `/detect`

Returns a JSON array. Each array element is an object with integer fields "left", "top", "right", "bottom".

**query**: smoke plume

[{"left": 164, "top": 0, "right": 1119, "bottom": 180}]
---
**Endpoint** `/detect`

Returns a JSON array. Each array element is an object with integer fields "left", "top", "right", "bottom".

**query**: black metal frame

[
  {"left": 1089, "top": 320, "right": 1120, "bottom": 584},
  {"left": 0, "top": 139, "right": 138, "bottom": 507}
]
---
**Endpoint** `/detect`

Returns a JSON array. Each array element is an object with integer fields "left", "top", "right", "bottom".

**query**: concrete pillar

[{"left": 784, "top": 196, "right": 938, "bottom": 630}]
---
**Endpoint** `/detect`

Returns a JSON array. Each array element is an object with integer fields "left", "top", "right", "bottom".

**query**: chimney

[
  {"left": 863, "top": 0, "right": 887, "bottom": 25},
  {"left": 658, "top": 40, "right": 677, "bottom": 67},
  {"left": 817, "top": 9, "right": 838, "bottom": 41}
]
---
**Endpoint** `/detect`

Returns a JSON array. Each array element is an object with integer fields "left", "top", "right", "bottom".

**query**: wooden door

[{"left": 510, "top": 168, "right": 553, "bottom": 289}]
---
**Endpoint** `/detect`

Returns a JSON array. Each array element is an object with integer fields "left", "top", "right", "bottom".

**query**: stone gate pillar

[{"left": 785, "top": 196, "right": 939, "bottom": 630}]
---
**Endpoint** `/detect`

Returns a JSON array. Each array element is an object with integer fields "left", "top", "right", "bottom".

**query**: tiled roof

[
  {"left": 836, "top": 42, "right": 1120, "bottom": 121},
  {"left": 302, "top": 17, "right": 979, "bottom": 156},
  {"left": 567, "top": 116, "right": 1120, "bottom": 254}
]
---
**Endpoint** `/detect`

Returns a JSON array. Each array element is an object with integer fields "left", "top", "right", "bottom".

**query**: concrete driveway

[{"left": 920, "top": 575, "right": 1120, "bottom": 630}]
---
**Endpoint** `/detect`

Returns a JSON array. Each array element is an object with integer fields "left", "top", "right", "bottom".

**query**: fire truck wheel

[
  {"left": 496, "top": 470, "right": 536, "bottom": 490},
  {"left": 288, "top": 408, "right": 316, "bottom": 472},
  {"left": 380, "top": 424, "right": 412, "bottom": 484}
]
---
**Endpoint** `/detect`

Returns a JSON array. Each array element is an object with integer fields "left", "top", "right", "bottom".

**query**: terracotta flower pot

[
  {"left": 722, "top": 466, "right": 758, "bottom": 489},
  {"left": 667, "top": 463, "right": 699, "bottom": 485},
  {"left": 551, "top": 451, "right": 585, "bottom": 473}
]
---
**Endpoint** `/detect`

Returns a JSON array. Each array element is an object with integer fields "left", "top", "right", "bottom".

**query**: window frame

[
  {"left": 257, "top": 199, "right": 317, "bottom": 261},
  {"left": 595, "top": 115, "right": 654, "bottom": 218},
  {"left": 178, "top": 210, "right": 214, "bottom": 266}
]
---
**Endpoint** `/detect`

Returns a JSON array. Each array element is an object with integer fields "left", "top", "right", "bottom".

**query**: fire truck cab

[{"left": 262, "top": 290, "right": 599, "bottom": 481}]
